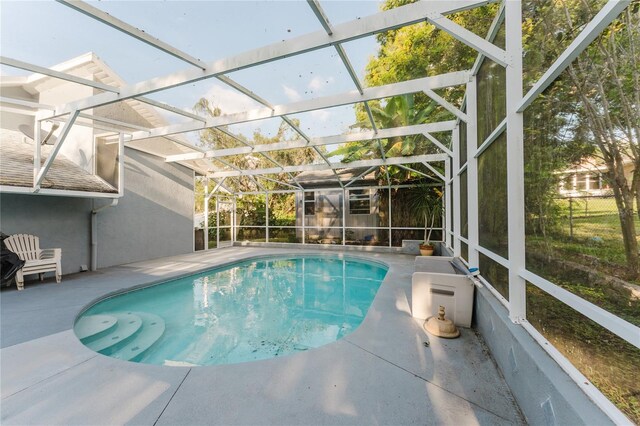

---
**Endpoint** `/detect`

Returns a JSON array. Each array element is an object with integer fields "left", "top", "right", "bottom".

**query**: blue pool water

[{"left": 74, "top": 255, "right": 388, "bottom": 366}]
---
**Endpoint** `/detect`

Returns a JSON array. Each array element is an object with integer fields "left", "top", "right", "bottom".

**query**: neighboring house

[
  {"left": 558, "top": 159, "right": 634, "bottom": 197},
  {"left": 294, "top": 168, "right": 383, "bottom": 244},
  {"left": 0, "top": 53, "right": 208, "bottom": 275}
]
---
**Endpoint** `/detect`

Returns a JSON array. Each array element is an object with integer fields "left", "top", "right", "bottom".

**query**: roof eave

[{"left": 0, "top": 185, "right": 121, "bottom": 199}]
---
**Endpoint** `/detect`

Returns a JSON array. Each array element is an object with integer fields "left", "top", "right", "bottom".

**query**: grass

[
  {"left": 527, "top": 285, "right": 640, "bottom": 423},
  {"left": 529, "top": 197, "right": 639, "bottom": 281},
  {"left": 525, "top": 196, "right": 640, "bottom": 422}
]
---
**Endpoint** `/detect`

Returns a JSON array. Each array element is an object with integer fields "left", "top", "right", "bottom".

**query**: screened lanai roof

[
  {"left": 0, "top": 0, "right": 491, "bottom": 195},
  {"left": 1, "top": 1, "right": 639, "bottom": 423}
]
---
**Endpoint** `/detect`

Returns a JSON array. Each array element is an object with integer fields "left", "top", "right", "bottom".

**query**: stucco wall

[
  {"left": 0, "top": 194, "right": 92, "bottom": 274},
  {"left": 0, "top": 149, "right": 194, "bottom": 276},
  {"left": 474, "top": 284, "right": 614, "bottom": 425},
  {"left": 95, "top": 148, "right": 194, "bottom": 269}
]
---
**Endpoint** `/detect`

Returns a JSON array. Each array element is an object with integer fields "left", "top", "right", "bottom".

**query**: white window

[
  {"left": 349, "top": 189, "right": 371, "bottom": 215},
  {"left": 304, "top": 192, "right": 315, "bottom": 216}
]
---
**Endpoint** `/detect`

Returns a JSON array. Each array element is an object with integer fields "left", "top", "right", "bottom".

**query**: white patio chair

[{"left": 4, "top": 234, "right": 62, "bottom": 290}]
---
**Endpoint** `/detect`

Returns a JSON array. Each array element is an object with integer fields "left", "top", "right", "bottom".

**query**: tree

[
  {"left": 526, "top": 1, "right": 640, "bottom": 276},
  {"left": 329, "top": 94, "right": 443, "bottom": 183},
  {"left": 368, "top": 0, "right": 639, "bottom": 276},
  {"left": 194, "top": 97, "right": 321, "bottom": 231},
  {"left": 194, "top": 97, "right": 320, "bottom": 194}
]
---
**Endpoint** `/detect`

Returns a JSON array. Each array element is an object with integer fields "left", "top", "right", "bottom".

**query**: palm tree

[
  {"left": 328, "top": 94, "right": 444, "bottom": 183},
  {"left": 406, "top": 185, "right": 443, "bottom": 249}
]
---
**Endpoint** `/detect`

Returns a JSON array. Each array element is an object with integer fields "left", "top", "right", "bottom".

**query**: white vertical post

[
  {"left": 452, "top": 126, "right": 461, "bottom": 257},
  {"left": 444, "top": 155, "right": 452, "bottom": 249},
  {"left": 505, "top": 0, "right": 526, "bottom": 322},
  {"left": 265, "top": 192, "right": 270, "bottom": 243},
  {"left": 33, "top": 121, "right": 41, "bottom": 185},
  {"left": 216, "top": 196, "right": 220, "bottom": 248},
  {"left": 232, "top": 196, "right": 236, "bottom": 244},
  {"left": 342, "top": 189, "right": 346, "bottom": 245},
  {"left": 388, "top": 185, "right": 392, "bottom": 247},
  {"left": 204, "top": 178, "right": 209, "bottom": 250},
  {"left": 118, "top": 133, "right": 125, "bottom": 196},
  {"left": 466, "top": 78, "right": 480, "bottom": 268},
  {"left": 302, "top": 190, "right": 306, "bottom": 244}
]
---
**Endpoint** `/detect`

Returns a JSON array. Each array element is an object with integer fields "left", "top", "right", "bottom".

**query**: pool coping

[{"left": 1, "top": 247, "right": 525, "bottom": 425}]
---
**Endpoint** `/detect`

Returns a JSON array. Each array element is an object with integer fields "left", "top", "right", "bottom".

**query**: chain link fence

[{"left": 554, "top": 194, "right": 622, "bottom": 241}]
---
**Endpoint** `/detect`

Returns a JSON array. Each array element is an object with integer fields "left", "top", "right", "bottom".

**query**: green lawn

[
  {"left": 525, "top": 196, "right": 640, "bottom": 423},
  {"left": 531, "top": 197, "right": 639, "bottom": 272}
]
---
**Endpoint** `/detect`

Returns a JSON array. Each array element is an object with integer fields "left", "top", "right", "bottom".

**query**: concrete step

[
  {"left": 84, "top": 312, "right": 142, "bottom": 353},
  {"left": 111, "top": 313, "right": 166, "bottom": 362},
  {"left": 75, "top": 314, "right": 118, "bottom": 343}
]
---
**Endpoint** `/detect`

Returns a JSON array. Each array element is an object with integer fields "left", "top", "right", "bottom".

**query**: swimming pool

[{"left": 74, "top": 255, "right": 388, "bottom": 366}]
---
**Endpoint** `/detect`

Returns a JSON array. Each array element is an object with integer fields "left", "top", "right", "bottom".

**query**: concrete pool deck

[{"left": 1, "top": 247, "right": 524, "bottom": 425}]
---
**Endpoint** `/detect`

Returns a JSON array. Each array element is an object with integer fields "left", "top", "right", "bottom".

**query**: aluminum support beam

[
  {"left": 215, "top": 74, "right": 273, "bottom": 107},
  {"left": 307, "top": 0, "right": 333, "bottom": 35},
  {"left": 475, "top": 118, "right": 506, "bottom": 158},
  {"left": 423, "top": 88, "right": 468, "bottom": 122},
  {"left": 344, "top": 166, "right": 377, "bottom": 187},
  {"left": 134, "top": 72, "right": 469, "bottom": 141},
  {"left": 306, "top": 1, "right": 364, "bottom": 95},
  {"left": 444, "top": 157, "right": 452, "bottom": 248},
  {"left": 396, "top": 164, "right": 435, "bottom": 180},
  {"left": 466, "top": 79, "right": 480, "bottom": 268},
  {"left": 521, "top": 271, "right": 640, "bottom": 349},
  {"left": 212, "top": 177, "right": 227, "bottom": 194},
  {"left": 505, "top": 0, "right": 526, "bottom": 322},
  {"left": 56, "top": 0, "right": 206, "bottom": 69},
  {"left": 135, "top": 97, "right": 206, "bottom": 122},
  {"left": 77, "top": 113, "right": 150, "bottom": 132},
  {"left": 47, "top": 1, "right": 486, "bottom": 117},
  {"left": 118, "top": 133, "right": 125, "bottom": 196},
  {"left": 33, "top": 122, "right": 42, "bottom": 183},
  {"left": 421, "top": 161, "right": 446, "bottom": 181},
  {"left": 280, "top": 116, "right": 342, "bottom": 187},
  {"left": 257, "top": 175, "right": 300, "bottom": 190},
  {"left": 471, "top": 2, "right": 505, "bottom": 76},
  {"left": 0, "top": 97, "right": 54, "bottom": 111},
  {"left": 422, "top": 132, "right": 453, "bottom": 157},
  {"left": 364, "top": 102, "right": 378, "bottom": 132},
  {"left": 0, "top": 56, "right": 119, "bottom": 93},
  {"left": 517, "top": 0, "right": 631, "bottom": 112},
  {"left": 34, "top": 110, "right": 80, "bottom": 188},
  {"left": 208, "top": 153, "right": 447, "bottom": 178},
  {"left": 165, "top": 122, "right": 456, "bottom": 162},
  {"left": 427, "top": 14, "right": 508, "bottom": 67},
  {"left": 452, "top": 126, "right": 461, "bottom": 256}
]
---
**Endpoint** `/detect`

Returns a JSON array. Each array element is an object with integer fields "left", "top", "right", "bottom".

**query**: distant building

[
  {"left": 293, "top": 168, "right": 383, "bottom": 244},
  {"left": 558, "top": 159, "right": 634, "bottom": 197}
]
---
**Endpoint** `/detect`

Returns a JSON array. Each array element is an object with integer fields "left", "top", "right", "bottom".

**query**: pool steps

[
  {"left": 75, "top": 312, "right": 165, "bottom": 361},
  {"left": 74, "top": 314, "right": 117, "bottom": 342}
]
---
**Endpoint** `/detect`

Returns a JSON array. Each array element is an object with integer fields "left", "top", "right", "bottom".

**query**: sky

[{"left": 0, "top": 0, "right": 384, "bottom": 143}]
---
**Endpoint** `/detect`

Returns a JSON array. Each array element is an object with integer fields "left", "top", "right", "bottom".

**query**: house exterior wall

[
  {"left": 0, "top": 149, "right": 194, "bottom": 276},
  {"left": 0, "top": 86, "right": 35, "bottom": 133},
  {"left": 0, "top": 60, "right": 196, "bottom": 280},
  {"left": 0, "top": 194, "right": 93, "bottom": 274},
  {"left": 95, "top": 148, "right": 194, "bottom": 269}
]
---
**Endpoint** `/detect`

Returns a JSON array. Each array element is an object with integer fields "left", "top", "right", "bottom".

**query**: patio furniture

[{"left": 3, "top": 234, "right": 62, "bottom": 290}]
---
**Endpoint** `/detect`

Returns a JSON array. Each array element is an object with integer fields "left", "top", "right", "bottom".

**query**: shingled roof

[
  {"left": 294, "top": 168, "right": 378, "bottom": 188},
  {"left": 0, "top": 129, "right": 117, "bottom": 194}
]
